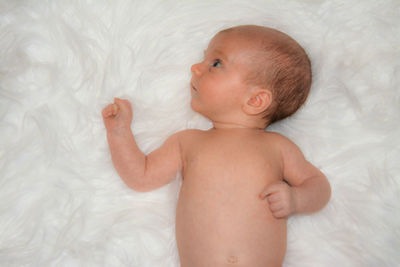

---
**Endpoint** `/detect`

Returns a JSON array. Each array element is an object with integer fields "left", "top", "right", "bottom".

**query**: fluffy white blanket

[{"left": 1, "top": 0, "right": 399, "bottom": 266}]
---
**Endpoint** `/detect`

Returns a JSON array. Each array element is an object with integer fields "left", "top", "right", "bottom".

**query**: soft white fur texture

[{"left": 1, "top": 0, "right": 399, "bottom": 266}]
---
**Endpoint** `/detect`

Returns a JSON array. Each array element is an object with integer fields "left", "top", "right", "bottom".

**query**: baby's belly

[{"left": 176, "top": 171, "right": 286, "bottom": 267}]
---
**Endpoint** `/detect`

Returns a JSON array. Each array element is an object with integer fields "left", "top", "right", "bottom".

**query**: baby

[{"left": 102, "top": 25, "right": 331, "bottom": 267}]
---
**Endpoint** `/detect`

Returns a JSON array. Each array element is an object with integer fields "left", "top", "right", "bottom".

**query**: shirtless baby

[{"left": 102, "top": 25, "right": 331, "bottom": 267}]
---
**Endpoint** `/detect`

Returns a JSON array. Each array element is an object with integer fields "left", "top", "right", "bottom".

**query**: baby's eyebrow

[
  {"left": 213, "top": 49, "right": 228, "bottom": 60},
  {"left": 204, "top": 49, "right": 227, "bottom": 61}
]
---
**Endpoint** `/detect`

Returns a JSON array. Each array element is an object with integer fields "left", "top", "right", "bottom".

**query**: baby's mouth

[{"left": 191, "top": 83, "right": 197, "bottom": 91}]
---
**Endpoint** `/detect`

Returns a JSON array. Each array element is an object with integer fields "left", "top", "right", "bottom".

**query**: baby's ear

[{"left": 242, "top": 88, "right": 272, "bottom": 116}]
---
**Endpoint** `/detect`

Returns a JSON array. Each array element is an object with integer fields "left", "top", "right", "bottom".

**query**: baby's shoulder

[
  {"left": 174, "top": 128, "right": 206, "bottom": 144},
  {"left": 262, "top": 131, "right": 299, "bottom": 150},
  {"left": 175, "top": 128, "right": 204, "bottom": 138},
  {"left": 262, "top": 131, "right": 287, "bottom": 142},
  {"left": 262, "top": 131, "right": 307, "bottom": 165}
]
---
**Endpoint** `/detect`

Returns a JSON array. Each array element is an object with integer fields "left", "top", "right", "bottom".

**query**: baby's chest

[{"left": 182, "top": 138, "right": 282, "bottom": 188}]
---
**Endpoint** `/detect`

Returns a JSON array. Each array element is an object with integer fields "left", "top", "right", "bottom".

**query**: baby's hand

[
  {"left": 259, "top": 181, "right": 296, "bottom": 219},
  {"left": 102, "top": 98, "right": 133, "bottom": 133}
]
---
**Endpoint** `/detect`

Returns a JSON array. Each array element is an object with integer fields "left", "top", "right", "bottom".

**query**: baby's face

[{"left": 190, "top": 31, "right": 258, "bottom": 121}]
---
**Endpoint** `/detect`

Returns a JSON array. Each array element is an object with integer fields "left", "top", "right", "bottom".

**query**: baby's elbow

[
  {"left": 129, "top": 181, "right": 156, "bottom": 193},
  {"left": 123, "top": 176, "right": 153, "bottom": 193},
  {"left": 127, "top": 183, "right": 150, "bottom": 192}
]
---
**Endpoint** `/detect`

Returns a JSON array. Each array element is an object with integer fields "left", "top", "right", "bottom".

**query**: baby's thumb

[
  {"left": 102, "top": 103, "right": 118, "bottom": 118},
  {"left": 259, "top": 186, "right": 272, "bottom": 200},
  {"left": 259, "top": 183, "right": 280, "bottom": 200},
  {"left": 112, "top": 103, "right": 119, "bottom": 115},
  {"left": 114, "top": 97, "right": 132, "bottom": 111}
]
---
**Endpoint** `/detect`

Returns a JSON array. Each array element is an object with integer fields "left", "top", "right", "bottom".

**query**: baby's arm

[
  {"left": 260, "top": 135, "right": 331, "bottom": 218},
  {"left": 102, "top": 98, "right": 182, "bottom": 192}
]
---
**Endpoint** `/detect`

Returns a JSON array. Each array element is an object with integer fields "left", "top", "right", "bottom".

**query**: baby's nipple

[{"left": 227, "top": 255, "right": 239, "bottom": 264}]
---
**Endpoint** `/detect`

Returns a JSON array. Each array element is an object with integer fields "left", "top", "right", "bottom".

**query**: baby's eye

[{"left": 211, "top": 59, "right": 222, "bottom": 68}]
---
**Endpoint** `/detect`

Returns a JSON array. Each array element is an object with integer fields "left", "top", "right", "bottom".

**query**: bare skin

[
  {"left": 102, "top": 26, "right": 331, "bottom": 266},
  {"left": 176, "top": 128, "right": 287, "bottom": 267}
]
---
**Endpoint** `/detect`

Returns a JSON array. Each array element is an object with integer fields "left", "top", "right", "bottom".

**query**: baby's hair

[{"left": 221, "top": 25, "right": 312, "bottom": 126}]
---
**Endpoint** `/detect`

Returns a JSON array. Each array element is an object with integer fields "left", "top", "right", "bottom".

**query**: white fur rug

[{"left": 1, "top": 0, "right": 399, "bottom": 266}]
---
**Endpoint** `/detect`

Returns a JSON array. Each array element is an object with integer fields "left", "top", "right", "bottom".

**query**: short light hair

[{"left": 222, "top": 25, "right": 312, "bottom": 126}]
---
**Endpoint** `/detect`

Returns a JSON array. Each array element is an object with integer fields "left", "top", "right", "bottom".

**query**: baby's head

[{"left": 190, "top": 25, "right": 311, "bottom": 128}]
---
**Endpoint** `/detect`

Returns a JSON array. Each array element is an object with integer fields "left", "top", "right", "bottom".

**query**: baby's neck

[{"left": 212, "top": 121, "right": 265, "bottom": 131}]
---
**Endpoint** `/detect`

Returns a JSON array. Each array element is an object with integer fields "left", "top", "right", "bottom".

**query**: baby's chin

[
  {"left": 190, "top": 99, "right": 211, "bottom": 119},
  {"left": 190, "top": 99, "right": 202, "bottom": 114}
]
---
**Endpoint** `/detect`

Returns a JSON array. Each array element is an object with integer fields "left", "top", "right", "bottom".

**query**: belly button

[{"left": 227, "top": 255, "right": 239, "bottom": 264}]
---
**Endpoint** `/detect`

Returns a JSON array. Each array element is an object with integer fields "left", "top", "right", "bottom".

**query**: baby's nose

[{"left": 191, "top": 63, "right": 202, "bottom": 76}]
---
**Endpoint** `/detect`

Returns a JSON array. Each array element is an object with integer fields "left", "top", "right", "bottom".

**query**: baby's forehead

[
  {"left": 207, "top": 31, "right": 271, "bottom": 62},
  {"left": 211, "top": 29, "right": 260, "bottom": 44},
  {"left": 209, "top": 31, "right": 261, "bottom": 51}
]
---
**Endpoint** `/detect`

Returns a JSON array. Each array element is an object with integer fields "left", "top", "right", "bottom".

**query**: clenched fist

[
  {"left": 102, "top": 98, "right": 133, "bottom": 133},
  {"left": 259, "top": 181, "right": 296, "bottom": 219}
]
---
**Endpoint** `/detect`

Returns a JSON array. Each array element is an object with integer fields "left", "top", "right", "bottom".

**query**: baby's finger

[
  {"left": 266, "top": 193, "right": 280, "bottom": 204},
  {"left": 102, "top": 104, "right": 115, "bottom": 118},
  {"left": 112, "top": 103, "right": 119, "bottom": 115},
  {"left": 259, "top": 183, "right": 280, "bottom": 199},
  {"left": 114, "top": 97, "right": 131, "bottom": 109},
  {"left": 273, "top": 209, "right": 289, "bottom": 219},
  {"left": 269, "top": 202, "right": 282, "bottom": 212}
]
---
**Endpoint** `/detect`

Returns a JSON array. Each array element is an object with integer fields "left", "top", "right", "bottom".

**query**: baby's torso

[{"left": 176, "top": 129, "right": 286, "bottom": 267}]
